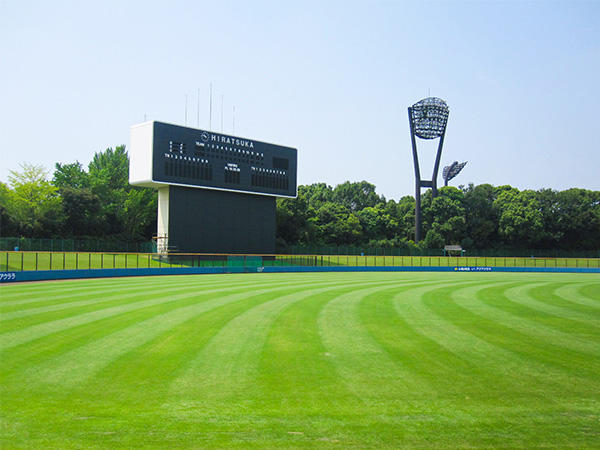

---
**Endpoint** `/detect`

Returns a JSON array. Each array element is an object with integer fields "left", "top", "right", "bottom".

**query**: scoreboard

[{"left": 129, "top": 121, "right": 297, "bottom": 198}]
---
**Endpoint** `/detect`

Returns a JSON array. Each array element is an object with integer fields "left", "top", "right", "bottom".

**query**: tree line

[
  {"left": 277, "top": 181, "right": 600, "bottom": 251},
  {"left": 0, "top": 146, "right": 156, "bottom": 243},
  {"left": 1, "top": 146, "right": 599, "bottom": 251}
]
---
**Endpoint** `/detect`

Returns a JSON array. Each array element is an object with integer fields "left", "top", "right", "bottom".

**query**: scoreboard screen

[{"left": 130, "top": 121, "right": 297, "bottom": 198}]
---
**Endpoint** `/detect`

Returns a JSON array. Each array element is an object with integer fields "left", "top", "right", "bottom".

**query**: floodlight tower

[
  {"left": 408, "top": 97, "right": 449, "bottom": 243},
  {"left": 443, "top": 161, "right": 467, "bottom": 186}
]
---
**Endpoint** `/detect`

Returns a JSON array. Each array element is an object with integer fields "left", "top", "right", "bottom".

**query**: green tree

[
  {"left": 123, "top": 188, "right": 157, "bottom": 240},
  {"left": 332, "top": 181, "right": 384, "bottom": 212},
  {"left": 53, "top": 161, "right": 90, "bottom": 190},
  {"left": 356, "top": 204, "right": 398, "bottom": 243},
  {"left": 276, "top": 195, "right": 310, "bottom": 247},
  {"left": 554, "top": 188, "right": 600, "bottom": 250},
  {"left": 421, "top": 187, "right": 466, "bottom": 247},
  {"left": 395, "top": 195, "right": 416, "bottom": 242},
  {"left": 5, "top": 163, "right": 64, "bottom": 237},
  {"left": 494, "top": 188, "right": 544, "bottom": 247},
  {"left": 59, "top": 187, "right": 105, "bottom": 237},
  {"left": 423, "top": 224, "right": 444, "bottom": 249},
  {"left": 535, "top": 188, "right": 562, "bottom": 248},
  {"left": 300, "top": 183, "right": 334, "bottom": 209},
  {"left": 0, "top": 182, "right": 19, "bottom": 236},
  {"left": 87, "top": 145, "right": 156, "bottom": 240},
  {"left": 53, "top": 162, "right": 106, "bottom": 237},
  {"left": 462, "top": 183, "right": 499, "bottom": 249},
  {"left": 312, "top": 202, "right": 362, "bottom": 245}
]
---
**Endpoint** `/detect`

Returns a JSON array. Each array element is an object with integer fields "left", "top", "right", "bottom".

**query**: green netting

[
  {"left": 227, "top": 256, "right": 263, "bottom": 267},
  {"left": 0, "top": 237, "right": 153, "bottom": 253}
]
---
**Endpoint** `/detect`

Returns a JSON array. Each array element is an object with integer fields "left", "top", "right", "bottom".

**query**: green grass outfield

[
  {"left": 2, "top": 251, "right": 599, "bottom": 271},
  {"left": 1, "top": 272, "right": 599, "bottom": 448}
]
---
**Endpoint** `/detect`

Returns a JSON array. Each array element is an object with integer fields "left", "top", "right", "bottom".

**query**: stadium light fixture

[
  {"left": 443, "top": 161, "right": 467, "bottom": 186},
  {"left": 408, "top": 97, "right": 449, "bottom": 243}
]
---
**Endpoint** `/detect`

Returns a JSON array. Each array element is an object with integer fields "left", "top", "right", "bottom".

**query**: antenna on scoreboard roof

[
  {"left": 184, "top": 94, "right": 188, "bottom": 125},
  {"left": 209, "top": 82, "right": 213, "bottom": 131}
]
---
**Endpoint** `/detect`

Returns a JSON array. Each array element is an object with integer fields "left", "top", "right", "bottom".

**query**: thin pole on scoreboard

[{"left": 209, "top": 82, "right": 213, "bottom": 130}]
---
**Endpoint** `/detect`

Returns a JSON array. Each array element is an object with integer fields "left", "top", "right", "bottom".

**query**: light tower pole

[{"left": 408, "top": 97, "right": 449, "bottom": 243}]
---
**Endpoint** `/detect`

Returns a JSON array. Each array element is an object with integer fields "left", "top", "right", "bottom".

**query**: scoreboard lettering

[{"left": 130, "top": 121, "right": 297, "bottom": 198}]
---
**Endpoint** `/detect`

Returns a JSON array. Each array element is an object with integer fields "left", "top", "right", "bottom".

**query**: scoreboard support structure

[{"left": 130, "top": 121, "right": 297, "bottom": 254}]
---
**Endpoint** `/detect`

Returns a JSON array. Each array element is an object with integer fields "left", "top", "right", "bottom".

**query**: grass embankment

[
  {"left": 1, "top": 251, "right": 599, "bottom": 271},
  {"left": 1, "top": 272, "right": 599, "bottom": 448}
]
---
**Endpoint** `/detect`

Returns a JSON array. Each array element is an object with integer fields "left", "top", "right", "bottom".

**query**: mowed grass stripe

[
  {"left": 394, "top": 280, "right": 590, "bottom": 395},
  {"left": 168, "top": 277, "right": 405, "bottom": 408},
  {"left": 0, "top": 277, "right": 189, "bottom": 301},
  {"left": 0, "top": 275, "right": 325, "bottom": 351},
  {"left": 578, "top": 282, "right": 600, "bottom": 301},
  {"left": 0, "top": 275, "right": 270, "bottom": 311},
  {"left": 0, "top": 276, "right": 305, "bottom": 329},
  {"left": 469, "top": 283, "right": 600, "bottom": 356},
  {"left": 12, "top": 279, "right": 348, "bottom": 387},
  {"left": 554, "top": 282, "right": 600, "bottom": 309},
  {"left": 255, "top": 281, "right": 426, "bottom": 412},
  {"left": 72, "top": 283, "right": 342, "bottom": 407},
  {"left": 0, "top": 279, "right": 296, "bottom": 345},
  {"left": 316, "top": 281, "right": 452, "bottom": 403},
  {"left": 506, "top": 283, "right": 600, "bottom": 327},
  {"left": 0, "top": 279, "right": 330, "bottom": 382},
  {"left": 528, "top": 282, "right": 600, "bottom": 315},
  {"left": 423, "top": 282, "right": 600, "bottom": 382},
  {"left": 358, "top": 282, "right": 514, "bottom": 398}
]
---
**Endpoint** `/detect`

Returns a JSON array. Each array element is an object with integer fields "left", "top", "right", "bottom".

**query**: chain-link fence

[
  {"left": 1, "top": 251, "right": 599, "bottom": 272},
  {"left": 283, "top": 245, "right": 600, "bottom": 259},
  {"left": 0, "top": 237, "right": 153, "bottom": 253}
]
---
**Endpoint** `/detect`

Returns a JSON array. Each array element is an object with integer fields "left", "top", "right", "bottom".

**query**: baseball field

[{"left": 1, "top": 272, "right": 599, "bottom": 448}]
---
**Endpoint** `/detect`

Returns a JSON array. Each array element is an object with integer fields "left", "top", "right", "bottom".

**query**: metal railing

[
  {"left": 1, "top": 251, "right": 599, "bottom": 272},
  {"left": 282, "top": 245, "right": 600, "bottom": 259}
]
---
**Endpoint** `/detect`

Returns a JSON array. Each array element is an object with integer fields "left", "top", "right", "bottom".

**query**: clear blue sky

[{"left": 1, "top": 0, "right": 598, "bottom": 200}]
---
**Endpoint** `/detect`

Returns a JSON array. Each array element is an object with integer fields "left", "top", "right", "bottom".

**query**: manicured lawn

[{"left": 1, "top": 272, "right": 599, "bottom": 448}]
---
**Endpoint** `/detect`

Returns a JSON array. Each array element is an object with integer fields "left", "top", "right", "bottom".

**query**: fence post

[
  {"left": 101, "top": 253, "right": 104, "bottom": 269},
  {"left": 50, "top": 252, "right": 53, "bottom": 270},
  {"left": 63, "top": 252, "right": 65, "bottom": 270},
  {"left": 76, "top": 253, "right": 78, "bottom": 270},
  {"left": 21, "top": 252, "right": 24, "bottom": 272},
  {"left": 89, "top": 253, "right": 91, "bottom": 269},
  {"left": 36, "top": 252, "right": 38, "bottom": 271}
]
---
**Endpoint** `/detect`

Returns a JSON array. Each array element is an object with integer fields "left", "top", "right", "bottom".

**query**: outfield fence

[
  {"left": 1, "top": 251, "right": 600, "bottom": 273},
  {"left": 0, "top": 237, "right": 153, "bottom": 253},
  {"left": 283, "top": 245, "right": 600, "bottom": 258}
]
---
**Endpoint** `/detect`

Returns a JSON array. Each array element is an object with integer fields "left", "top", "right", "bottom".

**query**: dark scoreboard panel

[{"left": 151, "top": 122, "right": 297, "bottom": 198}]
